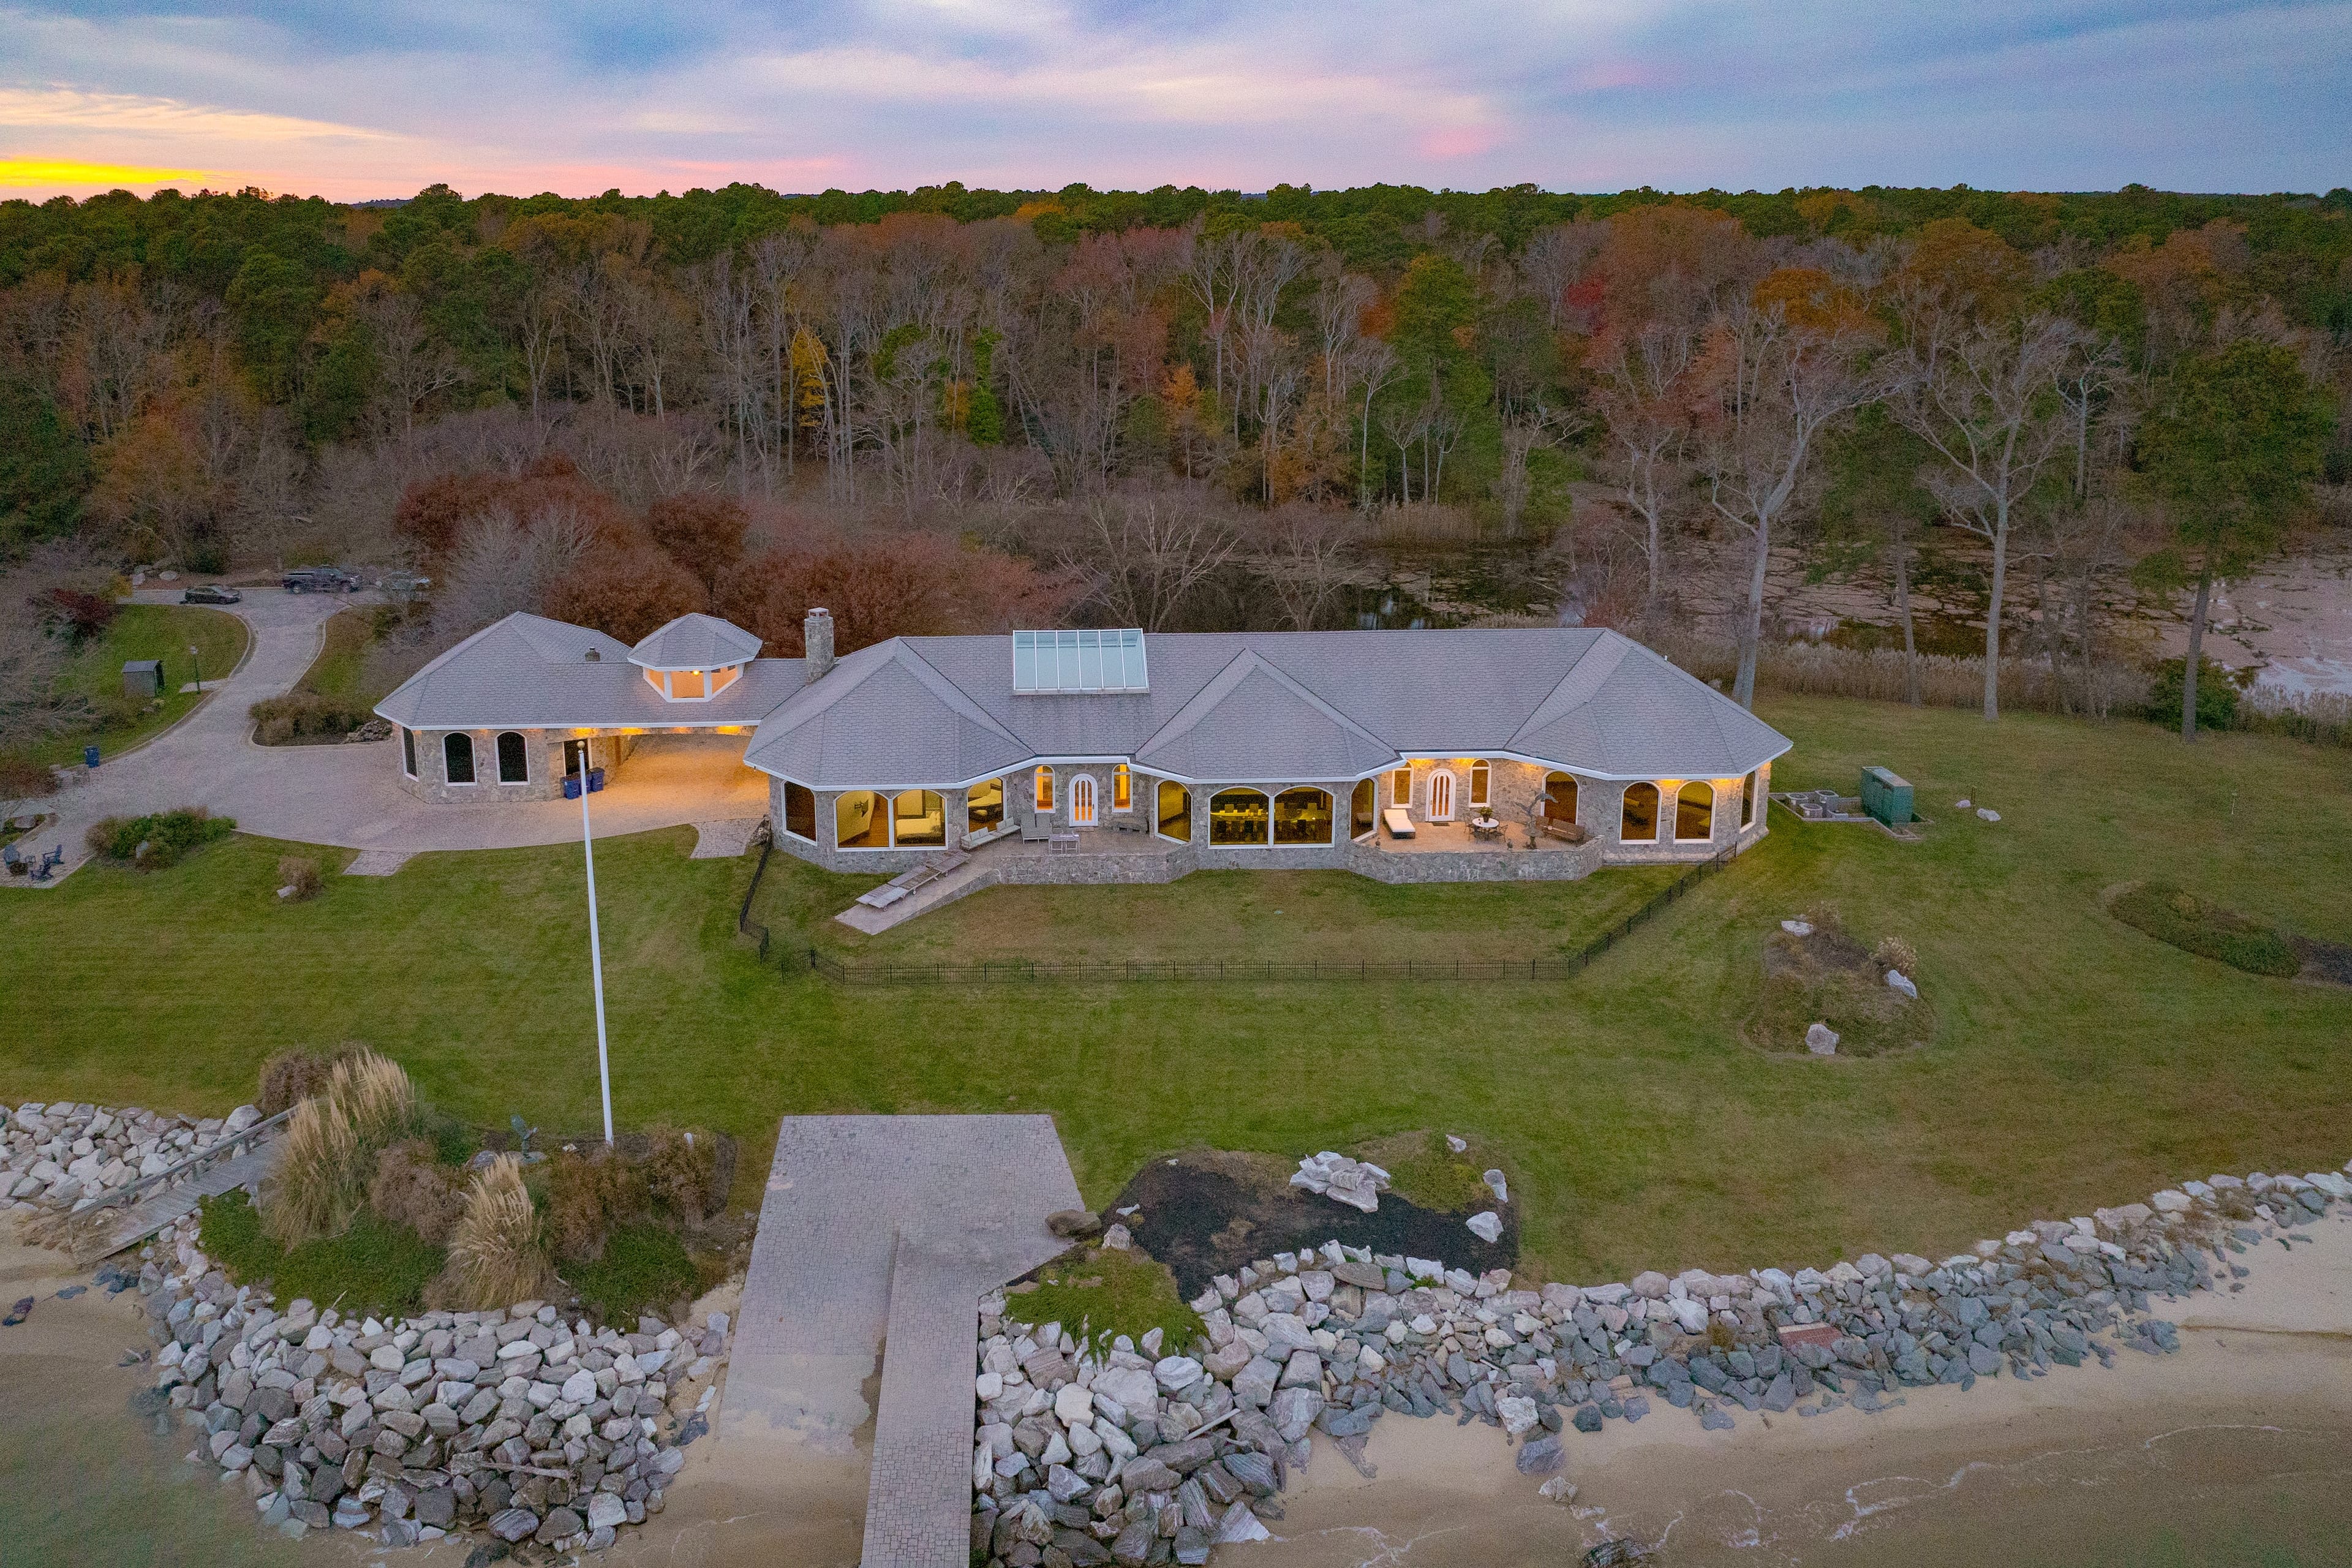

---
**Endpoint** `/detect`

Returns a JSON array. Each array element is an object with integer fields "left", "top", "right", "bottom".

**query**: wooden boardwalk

[{"left": 62, "top": 1139, "right": 281, "bottom": 1264}]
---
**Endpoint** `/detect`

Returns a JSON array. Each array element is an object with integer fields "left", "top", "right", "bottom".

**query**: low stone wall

[{"left": 967, "top": 1158, "right": 2352, "bottom": 1568}]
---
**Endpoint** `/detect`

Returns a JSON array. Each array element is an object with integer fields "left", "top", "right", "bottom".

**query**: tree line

[{"left": 2, "top": 178, "right": 2348, "bottom": 744}]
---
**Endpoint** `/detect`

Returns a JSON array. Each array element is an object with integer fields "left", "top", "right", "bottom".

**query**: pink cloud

[{"left": 1419, "top": 125, "right": 1501, "bottom": 160}]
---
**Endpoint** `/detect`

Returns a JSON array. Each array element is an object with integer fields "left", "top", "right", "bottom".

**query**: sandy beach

[{"left": 4, "top": 1210, "right": 2349, "bottom": 1567}]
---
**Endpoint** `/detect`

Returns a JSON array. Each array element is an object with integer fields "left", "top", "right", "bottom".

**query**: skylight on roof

[{"left": 1012, "top": 628, "right": 1148, "bottom": 693}]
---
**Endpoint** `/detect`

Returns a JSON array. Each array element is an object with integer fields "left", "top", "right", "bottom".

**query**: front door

[
  {"left": 1069, "top": 773, "right": 1098, "bottom": 827},
  {"left": 1428, "top": 769, "right": 1455, "bottom": 821},
  {"left": 565, "top": 739, "right": 589, "bottom": 777}
]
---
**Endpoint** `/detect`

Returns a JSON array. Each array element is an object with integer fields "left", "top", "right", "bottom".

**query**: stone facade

[{"left": 393, "top": 726, "right": 636, "bottom": 805}]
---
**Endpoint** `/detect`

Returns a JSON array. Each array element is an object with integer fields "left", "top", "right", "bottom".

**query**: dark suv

[{"left": 283, "top": 567, "right": 360, "bottom": 594}]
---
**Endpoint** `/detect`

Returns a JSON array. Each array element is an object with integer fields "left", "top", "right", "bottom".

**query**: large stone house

[{"left": 377, "top": 608, "right": 1790, "bottom": 888}]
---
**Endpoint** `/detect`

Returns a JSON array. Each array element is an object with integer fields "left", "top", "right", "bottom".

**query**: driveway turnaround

[
  {"left": 721, "top": 1116, "right": 1080, "bottom": 1567},
  {"left": 11, "top": 589, "right": 767, "bottom": 886}
]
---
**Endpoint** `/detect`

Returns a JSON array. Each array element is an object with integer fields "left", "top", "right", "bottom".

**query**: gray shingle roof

[
  {"left": 742, "top": 627, "right": 1790, "bottom": 788},
  {"left": 629, "top": 612, "right": 763, "bottom": 671},
  {"left": 374, "top": 612, "right": 803, "bottom": 731}
]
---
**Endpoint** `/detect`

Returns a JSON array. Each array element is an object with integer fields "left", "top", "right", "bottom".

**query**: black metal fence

[
  {"left": 737, "top": 821, "right": 774, "bottom": 961},
  {"left": 801, "top": 843, "right": 1738, "bottom": 986}
]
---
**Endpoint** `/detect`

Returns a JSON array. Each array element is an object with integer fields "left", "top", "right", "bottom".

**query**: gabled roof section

[
  {"left": 741, "top": 639, "right": 1031, "bottom": 790},
  {"left": 629, "top": 612, "right": 762, "bottom": 671},
  {"left": 1133, "top": 649, "right": 1396, "bottom": 782}
]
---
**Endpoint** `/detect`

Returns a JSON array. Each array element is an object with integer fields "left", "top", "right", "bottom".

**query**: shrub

[
  {"left": 432, "top": 1155, "right": 554, "bottom": 1310},
  {"left": 260, "top": 1047, "right": 418, "bottom": 1245},
  {"left": 0, "top": 754, "right": 57, "bottom": 800},
  {"left": 1872, "top": 936, "right": 1918, "bottom": 978},
  {"left": 83, "top": 807, "right": 234, "bottom": 869},
  {"left": 563, "top": 1223, "right": 698, "bottom": 1325},
  {"left": 1012, "top": 1246, "right": 1202, "bottom": 1352},
  {"left": 278, "top": 855, "right": 322, "bottom": 900},
  {"left": 2111, "top": 883, "right": 2301, "bottom": 978},
  {"left": 249, "top": 692, "right": 376, "bottom": 745},
  {"left": 545, "top": 1147, "right": 651, "bottom": 1263},
  {"left": 368, "top": 1139, "right": 468, "bottom": 1246},
  {"left": 642, "top": 1126, "right": 724, "bottom": 1227},
  {"left": 258, "top": 1044, "right": 359, "bottom": 1116},
  {"left": 2142, "top": 657, "right": 2247, "bottom": 733}
]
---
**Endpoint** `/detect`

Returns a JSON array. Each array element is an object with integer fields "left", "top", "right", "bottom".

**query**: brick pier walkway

[{"left": 718, "top": 1115, "right": 1080, "bottom": 1566}]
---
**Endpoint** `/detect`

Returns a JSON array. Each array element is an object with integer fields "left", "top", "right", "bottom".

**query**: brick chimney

[{"left": 803, "top": 607, "right": 835, "bottom": 684}]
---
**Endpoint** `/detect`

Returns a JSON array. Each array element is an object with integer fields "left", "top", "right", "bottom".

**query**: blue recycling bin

[
  {"left": 587, "top": 767, "right": 606, "bottom": 793},
  {"left": 563, "top": 777, "right": 582, "bottom": 800},
  {"left": 83, "top": 744, "right": 100, "bottom": 769}
]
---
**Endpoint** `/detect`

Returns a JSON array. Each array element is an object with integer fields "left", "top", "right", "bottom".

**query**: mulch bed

[
  {"left": 1109, "top": 1149, "right": 1517, "bottom": 1301},
  {"left": 2292, "top": 935, "right": 2352, "bottom": 989}
]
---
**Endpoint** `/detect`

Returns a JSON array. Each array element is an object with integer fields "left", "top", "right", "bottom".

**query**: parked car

[
  {"left": 283, "top": 567, "right": 360, "bottom": 594},
  {"left": 180, "top": 584, "right": 243, "bottom": 605},
  {"left": 380, "top": 571, "right": 433, "bottom": 600}
]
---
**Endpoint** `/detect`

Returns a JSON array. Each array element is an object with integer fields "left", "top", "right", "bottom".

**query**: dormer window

[{"left": 641, "top": 663, "right": 741, "bottom": 701}]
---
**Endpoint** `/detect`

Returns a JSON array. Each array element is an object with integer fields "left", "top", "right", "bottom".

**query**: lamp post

[
  {"left": 581, "top": 766, "right": 615, "bottom": 1147},
  {"left": 189, "top": 643, "right": 201, "bottom": 691}
]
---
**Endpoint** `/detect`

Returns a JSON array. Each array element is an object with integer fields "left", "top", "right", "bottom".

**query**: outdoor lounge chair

[{"left": 1382, "top": 807, "right": 1415, "bottom": 839}]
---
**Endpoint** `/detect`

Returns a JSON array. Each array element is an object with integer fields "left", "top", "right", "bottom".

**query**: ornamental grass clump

[
  {"left": 259, "top": 1047, "right": 418, "bottom": 1245},
  {"left": 432, "top": 1155, "right": 554, "bottom": 1310}
]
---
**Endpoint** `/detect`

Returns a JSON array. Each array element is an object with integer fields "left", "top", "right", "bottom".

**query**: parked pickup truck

[{"left": 282, "top": 567, "right": 360, "bottom": 594}]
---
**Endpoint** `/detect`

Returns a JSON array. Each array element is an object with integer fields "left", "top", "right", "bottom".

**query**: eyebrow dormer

[{"left": 628, "top": 612, "right": 763, "bottom": 703}]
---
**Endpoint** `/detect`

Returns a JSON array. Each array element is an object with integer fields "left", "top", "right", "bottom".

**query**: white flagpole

[{"left": 582, "top": 770, "right": 614, "bottom": 1147}]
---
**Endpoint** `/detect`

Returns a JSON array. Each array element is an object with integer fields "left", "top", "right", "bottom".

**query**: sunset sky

[{"left": 4, "top": 0, "right": 2348, "bottom": 202}]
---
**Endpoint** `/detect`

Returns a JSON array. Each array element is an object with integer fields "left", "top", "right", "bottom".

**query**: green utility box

[{"left": 1860, "top": 766, "right": 1913, "bottom": 827}]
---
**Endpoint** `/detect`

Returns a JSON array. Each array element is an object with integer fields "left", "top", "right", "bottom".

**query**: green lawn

[
  {"left": 24, "top": 605, "right": 250, "bottom": 766},
  {"left": 760, "top": 850, "right": 1685, "bottom": 967},
  {"left": 3, "top": 695, "right": 2348, "bottom": 1287},
  {"left": 296, "top": 608, "right": 376, "bottom": 700}
]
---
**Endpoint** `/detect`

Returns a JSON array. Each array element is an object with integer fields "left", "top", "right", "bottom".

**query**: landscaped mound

[
  {"left": 2109, "top": 883, "right": 2304, "bottom": 979},
  {"left": 1110, "top": 1140, "right": 1515, "bottom": 1302},
  {"left": 1749, "top": 907, "right": 1932, "bottom": 1057}
]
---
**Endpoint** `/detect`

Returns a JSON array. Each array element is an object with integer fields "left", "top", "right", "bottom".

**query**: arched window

[
  {"left": 1069, "top": 773, "right": 1099, "bottom": 826},
  {"left": 967, "top": 778, "right": 1005, "bottom": 835},
  {"left": 835, "top": 790, "right": 888, "bottom": 849},
  {"left": 1675, "top": 781, "right": 1714, "bottom": 842},
  {"left": 1427, "top": 768, "right": 1457, "bottom": 821},
  {"left": 783, "top": 782, "right": 816, "bottom": 842},
  {"left": 1273, "top": 787, "right": 1335, "bottom": 845},
  {"left": 1468, "top": 760, "right": 1492, "bottom": 810},
  {"left": 1621, "top": 782, "right": 1659, "bottom": 842},
  {"left": 496, "top": 731, "right": 529, "bottom": 784},
  {"left": 1209, "top": 788, "right": 1269, "bottom": 846},
  {"left": 1543, "top": 772, "right": 1578, "bottom": 831},
  {"left": 443, "top": 732, "right": 475, "bottom": 785},
  {"left": 1741, "top": 770, "right": 1760, "bottom": 827},
  {"left": 1351, "top": 778, "right": 1377, "bottom": 839},
  {"left": 893, "top": 790, "right": 946, "bottom": 846}
]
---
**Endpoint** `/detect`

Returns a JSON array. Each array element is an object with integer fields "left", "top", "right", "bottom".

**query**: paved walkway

[
  {"left": 9, "top": 589, "right": 768, "bottom": 887},
  {"left": 720, "top": 1116, "right": 1080, "bottom": 1566}
]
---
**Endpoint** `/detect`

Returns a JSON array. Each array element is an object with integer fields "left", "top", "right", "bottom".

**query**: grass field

[
  {"left": 23, "top": 605, "right": 250, "bottom": 767},
  {"left": 3, "top": 694, "right": 2348, "bottom": 1286},
  {"left": 295, "top": 609, "right": 377, "bottom": 701}
]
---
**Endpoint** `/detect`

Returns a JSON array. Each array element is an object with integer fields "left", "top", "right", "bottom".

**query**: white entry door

[
  {"left": 1069, "top": 773, "right": 1098, "bottom": 826},
  {"left": 1428, "top": 769, "right": 1455, "bottom": 821}
]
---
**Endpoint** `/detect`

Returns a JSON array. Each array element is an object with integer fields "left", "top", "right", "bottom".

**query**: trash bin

[
  {"left": 84, "top": 745, "right": 101, "bottom": 769},
  {"left": 563, "top": 777, "right": 582, "bottom": 801},
  {"left": 587, "top": 767, "right": 606, "bottom": 794}
]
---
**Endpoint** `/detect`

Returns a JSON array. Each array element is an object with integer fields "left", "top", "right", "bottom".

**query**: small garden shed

[{"left": 121, "top": 659, "right": 165, "bottom": 699}]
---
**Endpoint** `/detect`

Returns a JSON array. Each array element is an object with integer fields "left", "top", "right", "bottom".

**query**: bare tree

[
  {"left": 1888, "top": 309, "right": 2082, "bottom": 719},
  {"left": 1592, "top": 318, "right": 1702, "bottom": 613},
  {"left": 432, "top": 500, "right": 600, "bottom": 637},
  {"left": 361, "top": 290, "right": 466, "bottom": 441},
  {"left": 1696, "top": 306, "right": 1883, "bottom": 707},
  {"left": 1068, "top": 496, "right": 1242, "bottom": 631},
  {"left": 1262, "top": 510, "right": 1361, "bottom": 630}
]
